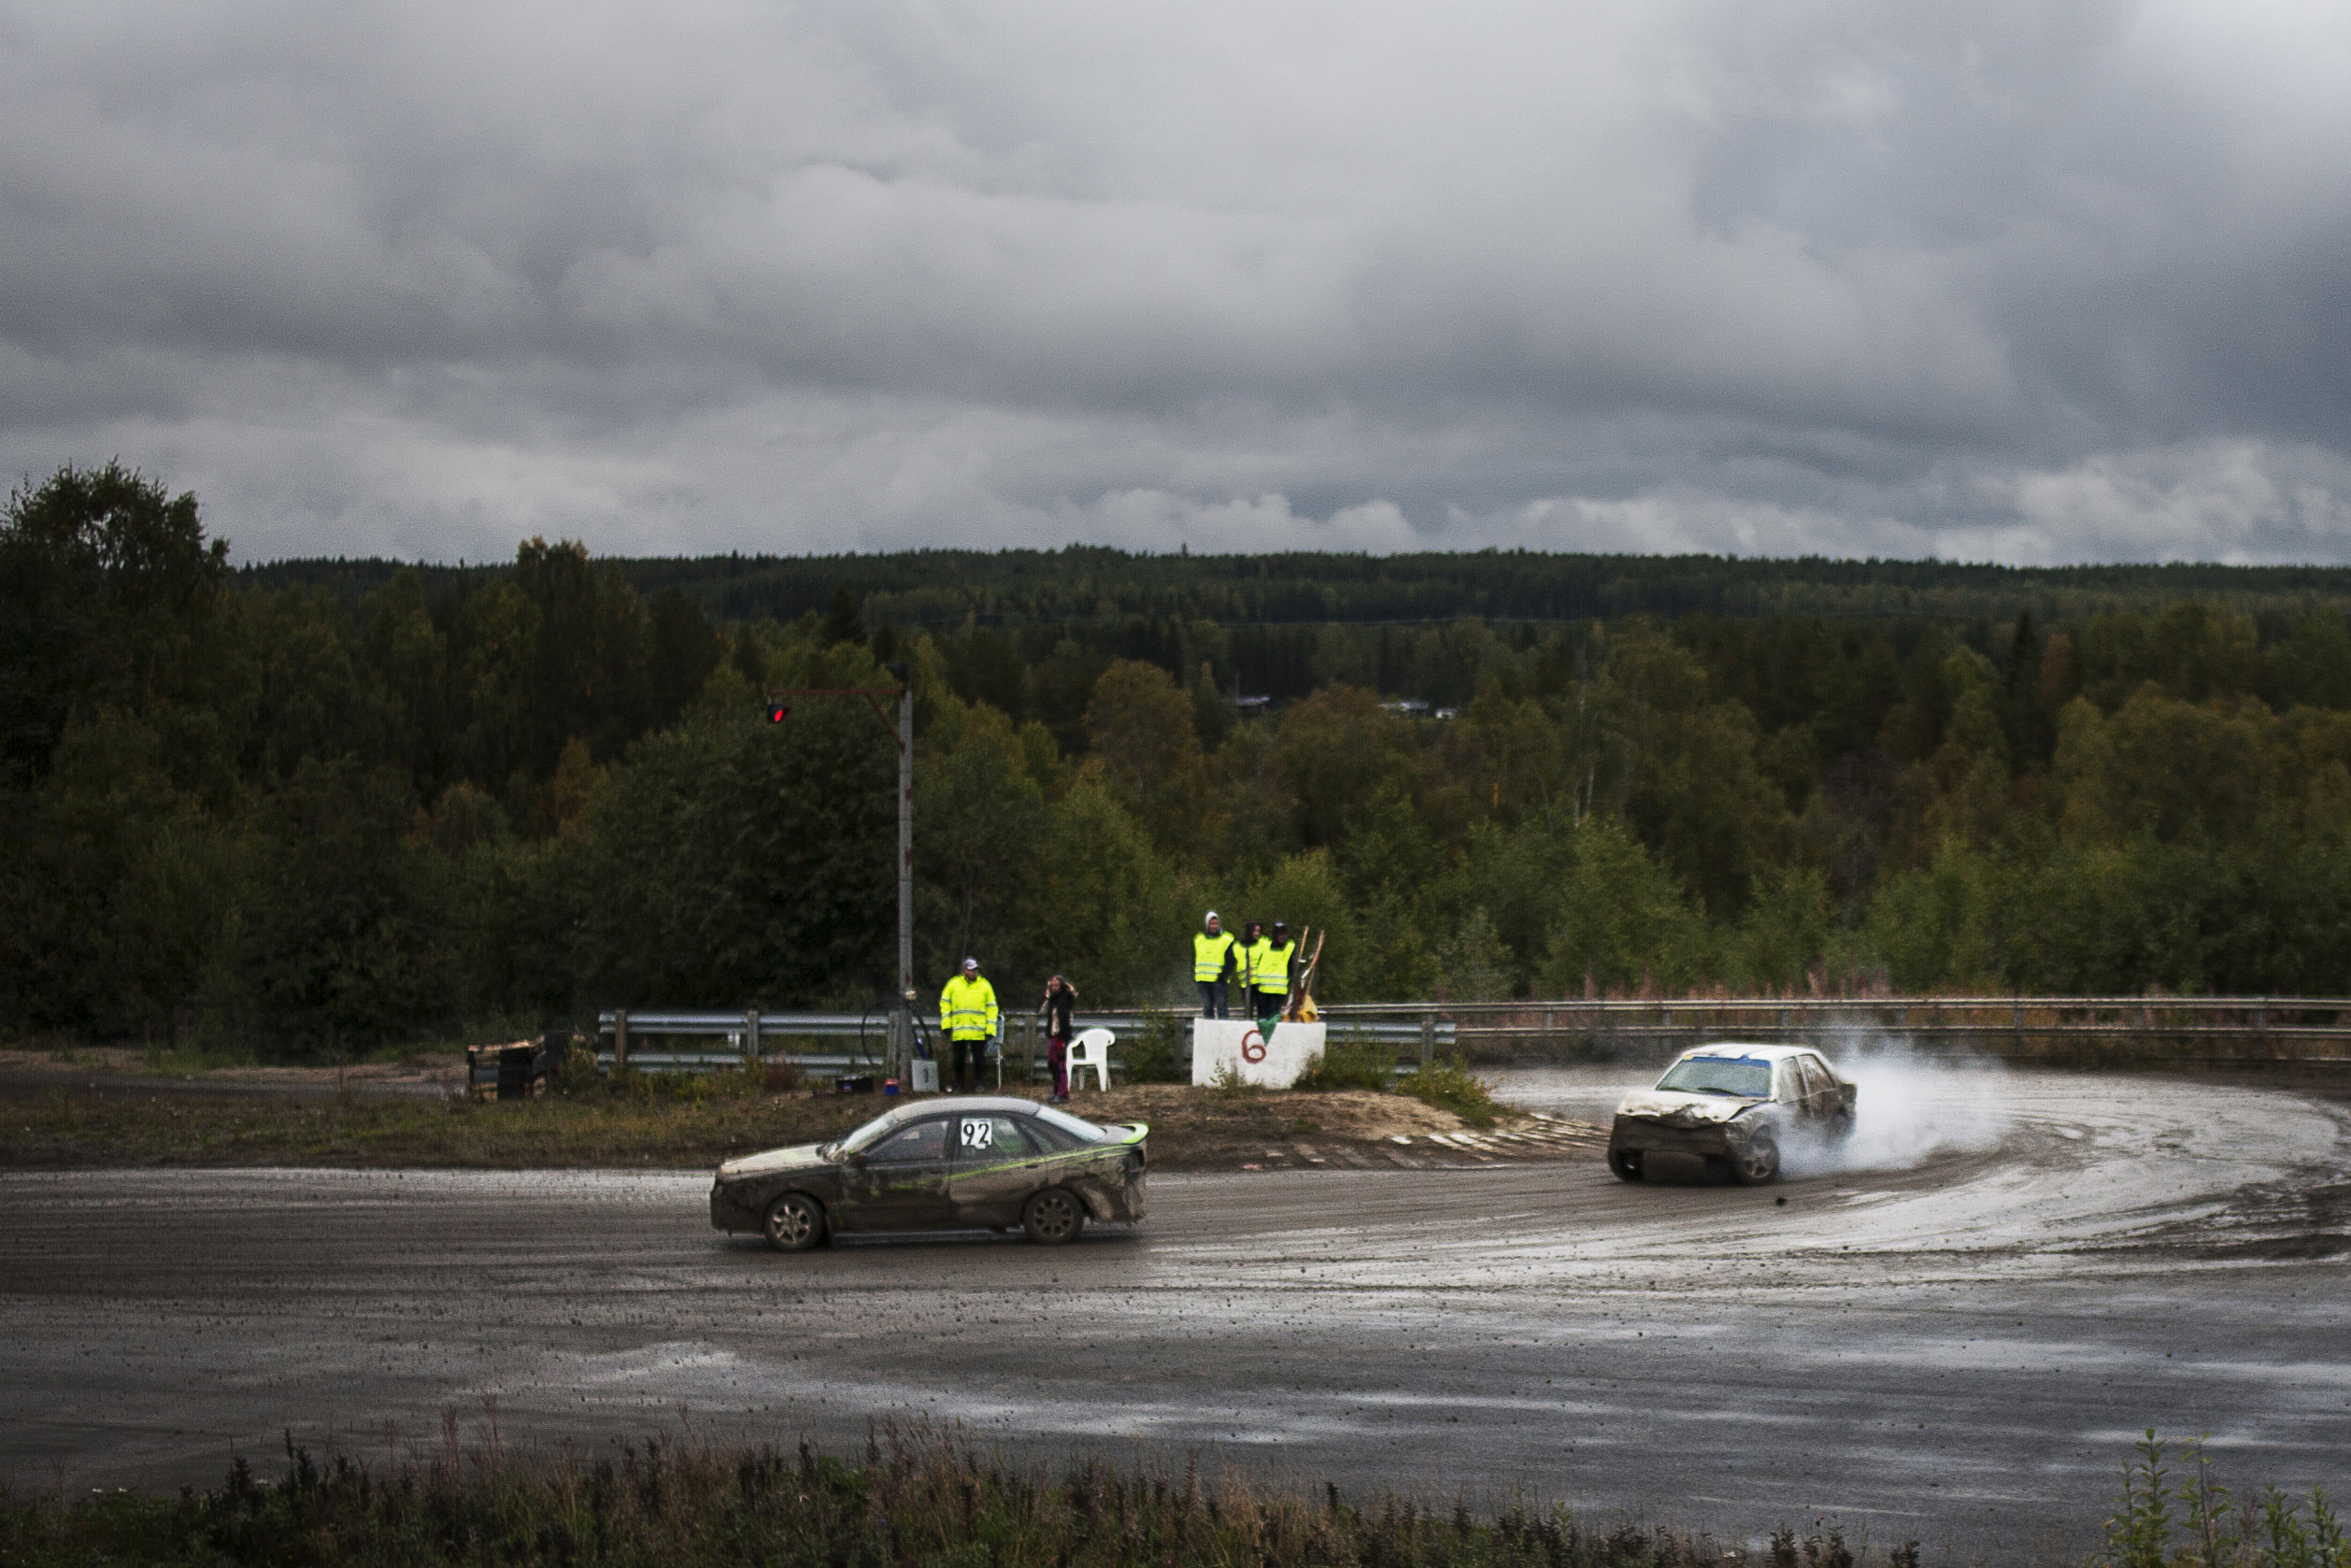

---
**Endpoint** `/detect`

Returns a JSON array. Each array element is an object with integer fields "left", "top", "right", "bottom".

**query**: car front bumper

[
  {"left": 1609, "top": 1113, "right": 1770, "bottom": 1160},
  {"left": 710, "top": 1180, "right": 766, "bottom": 1233}
]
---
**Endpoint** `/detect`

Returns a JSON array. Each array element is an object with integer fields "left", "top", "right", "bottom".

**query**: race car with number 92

[{"left": 709, "top": 1097, "right": 1149, "bottom": 1251}]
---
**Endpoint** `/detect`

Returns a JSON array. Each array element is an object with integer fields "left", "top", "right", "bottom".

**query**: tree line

[{"left": 7, "top": 463, "right": 2351, "bottom": 1057}]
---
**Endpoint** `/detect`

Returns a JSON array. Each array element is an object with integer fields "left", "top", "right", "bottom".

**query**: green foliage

[
  {"left": 1538, "top": 817, "right": 1710, "bottom": 996},
  {"left": 1032, "top": 777, "right": 1188, "bottom": 1005},
  {"left": 1117, "top": 1012, "right": 1190, "bottom": 1083},
  {"left": 21, "top": 463, "right": 2351, "bottom": 1055},
  {"left": 2095, "top": 1430, "right": 2348, "bottom": 1568},
  {"left": 1723, "top": 864, "right": 1832, "bottom": 992},
  {"left": 0, "top": 1423, "right": 1771, "bottom": 1568},
  {"left": 572, "top": 660, "right": 897, "bottom": 1011},
  {"left": 1436, "top": 905, "right": 1513, "bottom": 1002},
  {"left": 1396, "top": 1057, "right": 1504, "bottom": 1128},
  {"left": 1295, "top": 1038, "right": 1398, "bottom": 1091}
]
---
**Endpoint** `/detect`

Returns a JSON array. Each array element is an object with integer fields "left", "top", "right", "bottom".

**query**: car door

[
  {"left": 836, "top": 1116, "right": 956, "bottom": 1231},
  {"left": 948, "top": 1113, "right": 1049, "bottom": 1228},
  {"left": 1792, "top": 1054, "right": 1835, "bottom": 1126}
]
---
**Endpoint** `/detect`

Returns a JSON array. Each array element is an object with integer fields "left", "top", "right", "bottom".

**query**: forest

[{"left": 8, "top": 463, "right": 2351, "bottom": 1057}]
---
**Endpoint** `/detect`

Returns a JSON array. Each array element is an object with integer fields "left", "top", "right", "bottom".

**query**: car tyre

[
  {"left": 1729, "top": 1133, "right": 1780, "bottom": 1186},
  {"left": 1022, "top": 1189, "right": 1084, "bottom": 1245},
  {"left": 1826, "top": 1110, "right": 1856, "bottom": 1144},
  {"left": 763, "top": 1193, "right": 828, "bottom": 1252},
  {"left": 1606, "top": 1147, "right": 1644, "bottom": 1181}
]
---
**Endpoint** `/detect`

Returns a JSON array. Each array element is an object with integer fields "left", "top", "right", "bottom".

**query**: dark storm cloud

[{"left": 2, "top": 0, "right": 2347, "bottom": 563}]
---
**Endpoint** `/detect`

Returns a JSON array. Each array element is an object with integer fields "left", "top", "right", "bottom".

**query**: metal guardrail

[
  {"left": 593, "top": 996, "right": 2351, "bottom": 1076},
  {"left": 591, "top": 1005, "right": 1455, "bottom": 1076}
]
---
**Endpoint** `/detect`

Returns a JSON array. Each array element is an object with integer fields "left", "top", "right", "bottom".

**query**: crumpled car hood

[
  {"left": 718, "top": 1142, "right": 829, "bottom": 1179},
  {"left": 1615, "top": 1090, "right": 1762, "bottom": 1126}
]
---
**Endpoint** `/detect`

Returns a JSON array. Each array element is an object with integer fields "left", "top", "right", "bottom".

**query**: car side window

[
  {"left": 954, "top": 1115, "right": 1031, "bottom": 1159},
  {"left": 1796, "top": 1057, "right": 1831, "bottom": 1098},
  {"left": 1021, "top": 1117, "right": 1082, "bottom": 1151},
  {"left": 868, "top": 1119, "right": 949, "bottom": 1162}
]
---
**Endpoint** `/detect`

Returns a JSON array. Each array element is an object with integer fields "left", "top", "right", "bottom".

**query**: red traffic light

[{"left": 765, "top": 703, "right": 790, "bottom": 723}]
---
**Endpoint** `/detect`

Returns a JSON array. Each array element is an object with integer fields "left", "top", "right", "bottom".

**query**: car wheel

[
  {"left": 763, "top": 1193, "right": 827, "bottom": 1252},
  {"left": 1022, "top": 1189, "right": 1084, "bottom": 1245},
  {"left": 1729, "top": 1133, "right": 1780, "bottom": 1186},
  {"left": 1827, "top": 1111, "right": 1856, "bottom": 1144},
  {"left": 1606, "top": 1147, "right": 1644, "bottom": 1181}
]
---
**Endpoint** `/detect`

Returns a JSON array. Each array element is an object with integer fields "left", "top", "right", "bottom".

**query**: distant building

[{"left": 1379, "top": 699, "right": 1432, "bottom": 717}]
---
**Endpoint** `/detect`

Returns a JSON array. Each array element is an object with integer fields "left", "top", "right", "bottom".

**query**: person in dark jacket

[{"left": 1039, "top": 974, "right": 1077, "bottom": 1103}]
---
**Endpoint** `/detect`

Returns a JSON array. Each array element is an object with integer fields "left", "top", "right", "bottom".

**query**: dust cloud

[
  {"left": 1784, "top": 1035, "right": 2013, "bottom": 1177},
  {"left": 1490, "top": 1043, "right": 2014, "bottom": 1180}
]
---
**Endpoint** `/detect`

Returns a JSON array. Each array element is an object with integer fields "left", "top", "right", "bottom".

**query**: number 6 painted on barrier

[{"left": 1240, "top": 1029, "right": 1267, "bottom": 1063}]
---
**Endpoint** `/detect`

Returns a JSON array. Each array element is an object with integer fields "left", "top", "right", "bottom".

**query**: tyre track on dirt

[{"left": 1, "top": 1070, "right": 2344, "bottom": 1557}]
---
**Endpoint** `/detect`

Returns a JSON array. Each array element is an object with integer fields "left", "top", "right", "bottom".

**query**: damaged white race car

[{"left": 1607, "top": 1042, "right": 1856, "bottom": 1186}]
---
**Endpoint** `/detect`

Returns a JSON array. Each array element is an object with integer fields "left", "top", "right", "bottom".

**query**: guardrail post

[
  {"left": 1419, "top": 1011, "right": 1435, "bottom": 1070},
  {"left": 615, "top": 1009, "right": 630, "bottom": 1073},
  {"left": 745, "top": 1008, "right": 760, "bottom": 1069},
  {"left": 2257, "top": 997, "right": 2270, "bottom": 1061}
]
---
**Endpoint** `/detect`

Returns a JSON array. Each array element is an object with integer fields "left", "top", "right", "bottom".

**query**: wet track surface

[{"left": 4, "top": 1067, "right": 2347, "bottom": 1556}]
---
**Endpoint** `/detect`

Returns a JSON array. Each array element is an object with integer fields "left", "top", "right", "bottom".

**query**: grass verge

[
  {"left": 0, "top": 1421, "right": 1766, "bottom": 1568},
  {"left": 7, "top": 1423, "right": 2343, "bottom": 1568},
  {"left": 0, "top": 1076, "right": 1522, "bottom": 1172}
]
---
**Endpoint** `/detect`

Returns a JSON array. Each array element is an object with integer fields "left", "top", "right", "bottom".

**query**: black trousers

[
  {"left": 1253, "top": 991, "right": 1286, "bottom": 1021},
  {"left": 1197, "top": 981, "right": 1227, "bottom": 1019},
  {"left": 951, "top": 1037, "right": 990, "bottom": 1090}
]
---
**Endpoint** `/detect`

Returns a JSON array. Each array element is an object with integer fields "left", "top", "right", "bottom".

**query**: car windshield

[
  {"left": 1030, "top": 1104, "right": 1111, "bottom": 1143},
  {"left": 1656, "top": 1056, "right": 1774, "bottom": 1098}
]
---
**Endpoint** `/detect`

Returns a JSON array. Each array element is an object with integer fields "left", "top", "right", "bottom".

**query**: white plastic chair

[{"left": 1066, "top": 1027, "right": 1115, "bottom": 1092}]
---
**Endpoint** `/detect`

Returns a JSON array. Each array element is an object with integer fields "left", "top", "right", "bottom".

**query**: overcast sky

[{"left": 5, "top": 0, "right": 2349, "bottom": 565}]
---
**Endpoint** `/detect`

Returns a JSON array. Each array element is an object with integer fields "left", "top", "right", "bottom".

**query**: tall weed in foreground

[
  {"left": 2100, "top": 1430, "right": 2345, "bottom": 1568},
  {"left": 3, "top": 1420, "right": 1754, "bottom": 1568}
]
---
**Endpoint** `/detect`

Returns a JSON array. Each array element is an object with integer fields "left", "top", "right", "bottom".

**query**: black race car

[{"left": 709, "top": 1096, "right": 1149, "bottom": 1251}]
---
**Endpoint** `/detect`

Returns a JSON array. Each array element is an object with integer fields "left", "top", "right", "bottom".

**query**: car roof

[
  {"left": 1674, "top": 1042, "right": 1821, "bottom": 1062},
  {"left": 905, "top": 1096, "right": 1042, "bottom": 1116}
]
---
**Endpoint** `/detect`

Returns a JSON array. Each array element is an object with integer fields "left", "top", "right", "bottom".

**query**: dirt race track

[{"left": 3, "top": 1065, "right": 2346, "bottom": 1558}]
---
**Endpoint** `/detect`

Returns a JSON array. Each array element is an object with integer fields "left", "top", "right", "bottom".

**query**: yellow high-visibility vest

[
  {"left": 1255, "top": 939, "right": 1296, "bottom": 997},
  {"left": 1241, "top": 937, "right": 1273, "bottom": 992},
  {"left": 939, "top": 975, "right": 999, "bottom": 1041},
  {"left": 1192, "top": 931, "right": 1235, "bottom": 983}
]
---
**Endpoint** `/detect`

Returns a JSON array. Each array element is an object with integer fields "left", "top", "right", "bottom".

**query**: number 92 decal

[{"left": 960, "top": 1119, "right": 994, "bottom": 1150}]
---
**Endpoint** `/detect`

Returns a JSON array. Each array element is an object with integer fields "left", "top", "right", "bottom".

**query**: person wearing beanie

[
  {"left": 1256, "top": 920, "right": 1298, "bottom": 1024},
  {"left": 1239, "top": 920, "right": 1270, "bottom": 1015},
  {"left": 1190, "top": 911, "right": 1238, "bottom": 1019}
]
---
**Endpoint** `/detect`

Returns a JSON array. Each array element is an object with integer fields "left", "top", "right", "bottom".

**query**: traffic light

[{"left": 765, "top": 702, "right": 790, "bottom": 723}]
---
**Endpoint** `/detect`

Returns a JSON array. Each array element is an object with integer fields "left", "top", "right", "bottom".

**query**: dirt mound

[{"left": 1044, "top": 1084, "right": 1599, "bottom": 1171}]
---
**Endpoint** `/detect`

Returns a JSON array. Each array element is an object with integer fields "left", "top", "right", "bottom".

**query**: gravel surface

[{"left": 2, "top": 1065, "right": 2344, "bottom": 1559}]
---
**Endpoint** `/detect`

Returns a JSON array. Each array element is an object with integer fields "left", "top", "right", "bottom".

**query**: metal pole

[{"left": 895, "top": 671, "right": 915, "bottom": 1086}]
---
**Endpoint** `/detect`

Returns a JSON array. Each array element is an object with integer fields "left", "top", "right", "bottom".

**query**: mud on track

[{"left": 1, "top": 1069, "right": 2345, "bottom": 1559}]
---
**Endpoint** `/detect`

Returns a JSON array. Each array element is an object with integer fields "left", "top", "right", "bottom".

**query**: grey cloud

[{"left": 2, "top": 0, "right": 2349, "bottom": 563}]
